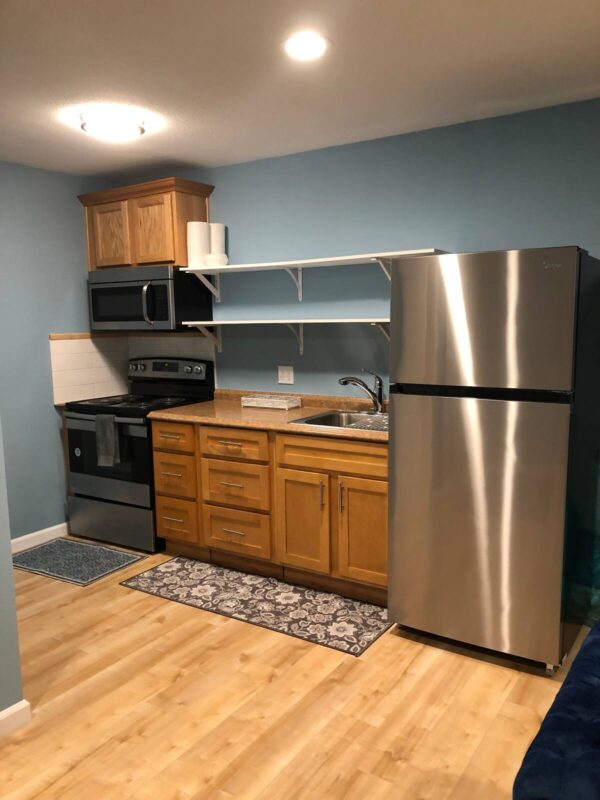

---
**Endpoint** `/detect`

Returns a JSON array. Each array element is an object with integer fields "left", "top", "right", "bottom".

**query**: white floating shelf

[
  {"left": 183, "top": 248, "right": 442, "bottom": 302},
  {"left": 184, "top": 318, "right": 391, "bottom": 355},
  {"left": 184, "top": 318, "right": 390, "bottom": 325},
  {"left": 184, "top": 248, "right": 438, "bottom": 275}
]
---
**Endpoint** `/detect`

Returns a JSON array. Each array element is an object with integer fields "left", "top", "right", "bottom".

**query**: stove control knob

[
  {"left": 184, "top": 365, "right": 193, "bottom": 374},
  {"left": 138, "top": 364, "right": 146, "bottom": 372},
  {"left": 193, "top": 366, "right": 203, "bottom": 375},
  {"left": 129, "top": 364, "right": 136, "bottom": 372}
]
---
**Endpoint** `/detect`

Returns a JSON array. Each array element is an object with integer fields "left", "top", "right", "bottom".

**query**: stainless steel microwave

[{"left": 88, "top": 266, "right": 213, "bottom": 332}]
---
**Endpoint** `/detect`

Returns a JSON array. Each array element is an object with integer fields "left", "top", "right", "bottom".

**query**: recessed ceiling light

[
  {"left": 284, "top": 30, "right": 328, "bottom": 62},
  {"left": 57, "top": 102, "right": 165, "bottom": 144}
]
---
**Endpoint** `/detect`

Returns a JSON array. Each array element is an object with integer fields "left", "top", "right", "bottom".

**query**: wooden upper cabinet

[
  {"left": 88, "top": 201, "right": 132, "bottom": 267},
  {"left": 78, "top": 177, "right": 214, "bottom": 270},
  {"left": 338, "top": 476, "right": 388, "bottom": 587},
  {"left": 130, "top": 192, "right": 175, "bottom": 264}
]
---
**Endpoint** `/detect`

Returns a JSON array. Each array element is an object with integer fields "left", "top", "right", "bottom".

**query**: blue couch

[{"left": 514, "top": 623, "right": 600, "bottom": 800}]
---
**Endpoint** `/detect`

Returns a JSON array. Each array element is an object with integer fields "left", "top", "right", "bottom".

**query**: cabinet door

[
  {"left": 275, "top": 468, "right": 330, "bottom": 574},
  {"left": 89, "top": 201, "right": 131, "bottom": 267},
  {"left": 338, "top": 476, "right": 387, "bottom": 586},
  {"left": 130, "top": 192, "right": 175, "bottom": 264}
]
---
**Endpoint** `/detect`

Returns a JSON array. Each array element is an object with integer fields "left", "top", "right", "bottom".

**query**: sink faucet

[{"left": 338, "top": 370, "right": 385, "bottom": 412}]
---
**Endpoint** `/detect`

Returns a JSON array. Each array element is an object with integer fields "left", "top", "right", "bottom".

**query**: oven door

[
  {"left": 88, "top": 279, "right": 176, "bottom": 331},
  {"left": 66, "top": 414, "right": 152, "bottom": 508}
]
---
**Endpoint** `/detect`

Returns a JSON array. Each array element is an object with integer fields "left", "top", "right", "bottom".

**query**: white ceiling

[{"left": 1, "top": 0, "right": 600, "bottom": 177}]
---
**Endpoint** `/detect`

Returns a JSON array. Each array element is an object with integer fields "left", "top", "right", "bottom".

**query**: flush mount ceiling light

[
  {"left": 284, "top": 30, "right": 328, "bottom": 62},
  {"left": 58, "top": 102, "right": 165, "bottom": 144}
]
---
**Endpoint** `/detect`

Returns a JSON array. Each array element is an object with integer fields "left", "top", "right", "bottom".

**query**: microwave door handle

[{"left": 141, "top": 282, "right": 154, "bottom": 326}]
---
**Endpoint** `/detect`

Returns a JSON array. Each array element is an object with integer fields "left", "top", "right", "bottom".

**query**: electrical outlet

[{"left": 278, "top": 365, "right": 294, "bottom": 384}]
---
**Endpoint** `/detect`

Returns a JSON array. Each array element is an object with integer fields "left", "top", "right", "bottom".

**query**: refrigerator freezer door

[
  {"left": 390, "top": 248, "right": 579, "bottom": 391},
  {"left": 388, "top": 392, "right": 571, "bottom": 665}
]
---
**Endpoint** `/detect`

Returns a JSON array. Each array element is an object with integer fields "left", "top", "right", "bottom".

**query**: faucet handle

[
  {"left": 362, "top": 370, "right": 385, "bottom": 407},
  {"left": 361, "top": 369, "right": 383, "bottom": 385}
]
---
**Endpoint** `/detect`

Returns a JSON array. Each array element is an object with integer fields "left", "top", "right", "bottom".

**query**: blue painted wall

[
  {"left": 4, "top": 98, "right": 600, "bottom": 539},
  {"left": 0, "top": 162, "right": 109, "bottom": 538},
  {"left": 170, "top": 99, "right": 600, "bottom": 396},
  {"left": 0, "top": 417, "right": 24, "bottom": 712}
]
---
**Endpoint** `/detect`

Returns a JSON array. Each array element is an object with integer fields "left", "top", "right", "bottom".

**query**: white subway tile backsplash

[
  {"left": 51, "top": 350, "right": 127, "bottom": 371},
  {"left": 93, "top": 380, "right": 128, "bottom": 397},
  {"left": 49, "top": 335, "right": 129, "bottom": 405}
]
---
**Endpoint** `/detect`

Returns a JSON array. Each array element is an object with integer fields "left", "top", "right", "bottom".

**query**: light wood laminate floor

[{"left": 0, "top": 553, "right": 570, "bottom": 799}]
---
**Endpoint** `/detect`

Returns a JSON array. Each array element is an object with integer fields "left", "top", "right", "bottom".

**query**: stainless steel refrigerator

[{"left": 388, "top": 247, "right": 600, "bottom": 668}]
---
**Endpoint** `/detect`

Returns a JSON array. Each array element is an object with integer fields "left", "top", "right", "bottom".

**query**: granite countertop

[{"left": 148, "top": 399, "right": 389, "bottom": 443}]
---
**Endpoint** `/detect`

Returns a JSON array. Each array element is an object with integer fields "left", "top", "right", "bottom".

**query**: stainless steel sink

[{"left": 291, "top": 410, "right": 389, "bottom": 432}]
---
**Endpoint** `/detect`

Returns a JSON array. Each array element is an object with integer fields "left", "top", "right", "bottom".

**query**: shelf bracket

[
  {"left": 285, "top": 323, "right": 304, "bottom": 356},
  {"left": 284, "top": 267, "right": 303, "bottom": 301},
  {"left": 193, "top": 272, "right": 221, "bottom": 303},
  {"left": 193, "top": 324, "right": 223, "bottom": 353},
  {"left": 372, "top": 322, "right": 390, "bottom": 341},
  {"left": 374, "top": 258, "right": 393, "bottom": 281}
]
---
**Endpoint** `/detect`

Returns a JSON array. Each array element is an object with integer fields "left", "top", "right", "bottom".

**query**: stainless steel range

[{"left": 64, "top": 357, "right": 214, "bottom": 552}]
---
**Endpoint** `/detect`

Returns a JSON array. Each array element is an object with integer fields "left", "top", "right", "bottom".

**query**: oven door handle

[
  {"left": 65, "top": 416, "right": 148, "bottom": 437},
  {"left": 141, "top": 282, "right": 154, "bottom": 326}
]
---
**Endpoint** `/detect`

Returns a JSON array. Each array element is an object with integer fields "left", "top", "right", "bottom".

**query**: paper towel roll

[
  {"left": 187, "top": 221, "right": 210, "bottom": 268},
  {"left": 209, "top": 223, "right": 227, "bottom": 260}
]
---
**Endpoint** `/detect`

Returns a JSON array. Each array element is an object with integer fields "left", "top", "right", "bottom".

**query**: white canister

[
  {"left": 209, "top": 223, "right": 228, "bottom": 265},
  {"left": 187, "top": 221, "right": 210, "bottom": 268}
]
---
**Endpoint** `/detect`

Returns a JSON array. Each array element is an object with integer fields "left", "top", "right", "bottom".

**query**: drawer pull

[
  {"left": 163, "top": 515, "right": 184, "bottom": 524},
  {"left": 161, "top": 471, "right": 183, "bottom": 478},
  {"left": 220, "top": 481, "right": 244, "bottom": 489},
  {"left": 166, "top": 525, "right": 189, "bottom": 533},
  {"left": 159, "top": 433, "right": 182, "bottom": 440},
  {"left": 222, "top": 527, "right": 246, "bottom": 537},
  {"left": 217, "top": 440, "right": 243, "bottom": 447}
]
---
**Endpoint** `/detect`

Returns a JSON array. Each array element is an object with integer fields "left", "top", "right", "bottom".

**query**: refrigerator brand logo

[{"left": 542, "top": 261, "right": 562, "bottom": 270}]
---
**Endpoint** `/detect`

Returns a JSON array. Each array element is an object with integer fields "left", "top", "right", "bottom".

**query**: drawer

[
  {"left": 276, "top": 434, "right": 388, "bottom": 478},
  {"left": 154, "top": 451, "right": 197, "bottom": 499},
  {"left": 203, "top": 504, "right": 271, "bottom": 561},
  {"left": 152, "top": 421, "right": 195, "bottom": 454},
  {"left": 200, "top": 426, "right": 269, "bottom": 463},
  {"left": 201, "top": 458, "right": 270, "bottom": 511},
  {"left": 156, "top": 496, "right": 199, "bottom": 544}
]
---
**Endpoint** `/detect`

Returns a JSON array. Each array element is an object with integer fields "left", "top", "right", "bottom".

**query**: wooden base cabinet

[
  {"left": 151, "top": 421, "right": 388, "bottom": 596},
  {"left": 275, "top": 434, "right": 388, "bottom": 587},
  {"left": 152, "top": 420, "right": 201, "bottom": 546},
  {"left": 275, "top": 468, "right": 331, "bottom": 574},
  {"left": 338, "top": 476, "right": 388, "bottom": 587}
]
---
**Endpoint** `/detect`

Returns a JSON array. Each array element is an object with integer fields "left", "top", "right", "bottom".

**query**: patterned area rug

[
  {"left": 13, "top": 538, "right": 145, "bottom": 585},
  {"left": 121, "top": 557, "right": 392, "bottom": 655}
]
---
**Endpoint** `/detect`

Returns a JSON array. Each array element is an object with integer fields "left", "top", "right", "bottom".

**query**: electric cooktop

[{"left": 64, "top": 394, "right": 194, "bottom": 418}]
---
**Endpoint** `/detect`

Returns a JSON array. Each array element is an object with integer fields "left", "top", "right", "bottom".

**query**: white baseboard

[
  {"left": 0, "top": 699, "right": 31, "bottom": 738},
  {"left": 11, "top": 522, "right": 67, "bottom": 554}
]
